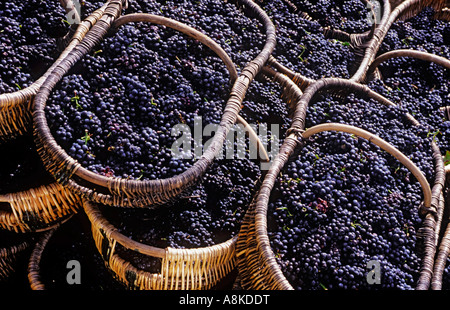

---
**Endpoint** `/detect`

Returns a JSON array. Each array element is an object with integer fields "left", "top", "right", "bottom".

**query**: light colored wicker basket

[
  {"left": 32, "top": 0, "right": 276, "bottom": 208},
  {"left": 83, "top": 199, "right": 237, "bottom": 290},
  {"left": 236, "top": 66, "right": 446, "bottom": 290},
  {"left": 0, "top": 182, "right": 82, "bottom": 233},
  {"left": 0, "top": 2, "right": 108, "bottom": 142}
]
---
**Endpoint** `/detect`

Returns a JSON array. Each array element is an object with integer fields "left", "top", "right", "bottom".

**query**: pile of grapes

[{"left": 0, "top": 0, "right": 449, "bottom": 291}]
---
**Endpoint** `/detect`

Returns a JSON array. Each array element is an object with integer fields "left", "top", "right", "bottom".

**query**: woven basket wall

[{"left": 83, "top": 200, "right": 237, "bottom": 290}]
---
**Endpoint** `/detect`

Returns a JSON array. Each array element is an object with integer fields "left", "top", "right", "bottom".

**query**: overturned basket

[
  {"left": 32, "top": 0, "right": 276, "bottom": 208},
  {"left": 236, "top": 69, "right": 446, "bottom": 289},
  {"left": 83, "top": 199, "right": 237, "bottom": 290}
]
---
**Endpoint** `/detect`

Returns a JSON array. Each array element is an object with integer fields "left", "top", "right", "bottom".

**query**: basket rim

[
  {"left": 82, "top": 197, "right": 238, "bottom": 260},
  {"left": 0, "top": 181, "right": 81, "bottom": 233}
]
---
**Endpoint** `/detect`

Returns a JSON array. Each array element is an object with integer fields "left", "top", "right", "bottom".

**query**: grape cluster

[
  {"left": 0, "top": 0, "right": 107, "bottom": 94},
  {"left": 264, "top": 0, "right": 358, "bottom": 80},
  {"left": 0, "top": 0, "right": 62, "bottom": 93}
]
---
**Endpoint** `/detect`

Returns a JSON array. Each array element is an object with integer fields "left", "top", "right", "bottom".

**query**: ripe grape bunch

[{"left": 0, "top": 0, "right": 449, "bottom": 291}]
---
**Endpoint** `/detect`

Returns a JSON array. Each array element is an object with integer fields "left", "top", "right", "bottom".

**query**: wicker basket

[
  {"left": 236, "top": 68, "right": 446, "bottom": 289},
  {"left": 0, "top": 2, "right": 108, "bottom": 142},
  {"left": 32, "top": 0, "right": 276, "bottom": 208},
  {"left": 0, "top": 182, "right": 82, "bottom": 233},
  {"left": 83, "top": 199, "right": 237, "bottom": 290},
  {"left": 429, "top": 161, "right": 450, "bottom": 289}
]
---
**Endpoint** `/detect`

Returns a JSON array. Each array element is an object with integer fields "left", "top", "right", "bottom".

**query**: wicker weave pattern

[
  {"left": 27, "top": 228, "right": 55, "bottom": 290},
  {"left": 31, "top": 0, "right": 276, "bottom": 208},
  {"left": 0, "top": 182, "right": 82, "bottom": 233},
  {"left": 84, "top": 200, "right": 236, "bottom": 290}
]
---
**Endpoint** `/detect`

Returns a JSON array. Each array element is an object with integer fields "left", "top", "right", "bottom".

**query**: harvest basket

[
  {"left": 0, "top": 135, "right": 82, "bottom": 233},
  {"left": 32, "top": 0, "right": 276, "bottom": 208},
  {"left": 0, "top": 182, "right": 82, "bottom": 233},
  {"left": 0, "top": 2, "right": 108, "bottom": 142},
  {"left": 83, "top": 199, "right": 237, "bottom": 290},
  {"left": 236, "top": 68, "right": 446, "bottom": 289}
]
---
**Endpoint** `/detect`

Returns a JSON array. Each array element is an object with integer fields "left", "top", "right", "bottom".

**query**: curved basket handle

[
  {"left": 368, "top": 49, "right": 450, "bottom": 76},
  {"left": 302, "top": 122, "right": 432, "bottom": 208}
]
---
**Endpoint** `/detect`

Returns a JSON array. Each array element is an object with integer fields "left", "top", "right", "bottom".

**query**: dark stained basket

[
  {"left": 27, "top": 213, "right": 125, "bottom": 290},
  {"left": 27, "top": 228, "right": 56, "bottom": 290},
  {"left": 0, "top": 182, "right": 82, "bottom": 233},
  {"left": 32, "top": 0, "right": 276, "bottom": 208}
]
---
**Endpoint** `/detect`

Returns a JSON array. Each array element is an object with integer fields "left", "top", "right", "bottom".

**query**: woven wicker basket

[
  {"left": 236, "top": 67, "right": 446, "bottom": 289},
  {"left": 0, "top": 2, "right": 108, "bottom": 142},
  {"left": 83, "top": 199, "right": 238, "bottom": 290},
  {"left": 27, "top": 214, "right": 126, "bottom": 290},
  {"left": 32, "top": 0, "right": 276, "bottom": 208},
  {"left": 0, "top": 182, "right": 82, "bottom": 233}
]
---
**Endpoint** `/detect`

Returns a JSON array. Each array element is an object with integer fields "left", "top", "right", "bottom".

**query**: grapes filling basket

[
  {"left": 0, "top": 2, "right": 109, "bottom": 142},
  {"left": 236, "top": 69, "right": 446, "bottom": 290},
  {"left": 81, "top": 199, "right": 237, "bottom": 290},
  {"left": 32, "top": 0, "right": 276, "bottom": 208}
]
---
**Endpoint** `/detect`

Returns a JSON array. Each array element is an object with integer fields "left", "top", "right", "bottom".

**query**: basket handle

[
  {"left": 368, "top": 49, "right": 450, "bottom": 76},
  {"left": 0, "top": 194, "right": 11, "bottom": 203},
  {"left": 301, "top": 123, "right": 432, "bottom": 209}
]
